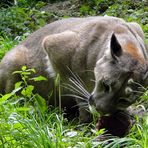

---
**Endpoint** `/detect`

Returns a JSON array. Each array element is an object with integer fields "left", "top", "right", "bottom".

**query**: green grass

[
  {"left": 0, "top": 78, "right": 147, "bottom": 147},
  {"left": 0, "top": 0, "right": 148, "bottom": 147},
  {"left": 0, "top": 36, "right": 19, "bottom": 60}
]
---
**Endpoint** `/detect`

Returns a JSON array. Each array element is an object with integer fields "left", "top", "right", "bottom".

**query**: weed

[{"left": 0, "top": 1, "right": 148, "bottom": 147}]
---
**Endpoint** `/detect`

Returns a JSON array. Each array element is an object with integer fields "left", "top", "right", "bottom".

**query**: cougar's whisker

[
  {"left": 67, "top": 67, "right": 86, "bottom": 87},
  {"left": 79, "top": 104, "right": 89, "bottom": 109},
  {"left": 69, "top": 76, "right": 87, "bottom": 91},
  {"left": 90, "top": 79, "right": 96, "bottom": 83},
  {"left": 79, "top": 106, "right": 92, "bottom": 114},
  {"left": 116, "top": 111, "right": 133, "bottom": 119},
  {"left": 132, "top": 81, "right": 146, "bottom": 91},
  {"left": 62, "top": 84, "right": 88, "bottom": 98},
  {"left": 74, "top": 73, "right": 87, "bottom": 88},
  {"left": 62, "top": 94, "right": 88, "bottom": 102},
  {"left": 66, "top": 67, "right": 91, "bottom": 99},
  {"left": 72, "top": 102, "right": 88, "bottom": 108},
  {"left": 69, "top": 77, "right": 90, "bottom": 98},
  {"left": 85, "top": 69, "right": 94, "bottom": 72},
  {"left": 131, "top": 90, "right": 144, "bottom": 94}
]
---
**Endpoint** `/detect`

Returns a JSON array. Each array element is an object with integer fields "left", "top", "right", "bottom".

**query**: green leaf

[
  {"left": 29, "top": 68, "right": 36, "bottom": 73},
  {"left": 22, "top": 66, "right": 27, "bottom": 71},
  {"left": 55, "top": 74, "right": 60, "bottom": 86},
  {"left": 12, "top": 86, "right": 23, "bottom": 94},
  {"left": 13, "top": 122, "right": 24, "bottom": 129},
  {"left": 35, "top": 94, "right": 47, "bottom": 114},
  {"left": 0, "top": 93, "right": 12, "bottom": 105},
  {"left": 30, "top": 75, "right": 47, "bottom": 82},
  {"left": 13, "top": 70, "right": 22, "bottom": 74},
  {"left": 21, "top": 85, "right": 34, "bottom": 97},
  {"left": 15, "top": 81, "right": 23, "bottom": 89},
  {"left": 16, "top": 107, "right": 30, "bottom": 112},
  {"left": 21, "top": 71, "right": 31, "bottom": 75}
]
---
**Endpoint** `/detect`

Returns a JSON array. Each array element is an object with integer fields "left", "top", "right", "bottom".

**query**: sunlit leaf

[
  {"left": 30, "top": 75, "right": 47, "bottom": 82},
  {"left": 0, "top": 93, "right": 12, "bottom": 105},
  {"left": 22, "top": 66, "right": 27, "bottom": 71},
  {"left": 35, "top": 94, "right": 47, "bottom": 114}
]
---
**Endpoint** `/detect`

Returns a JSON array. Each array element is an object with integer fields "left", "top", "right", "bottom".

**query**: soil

[{"left": 41, "top": 0, "right": 81, "bottom": 19}]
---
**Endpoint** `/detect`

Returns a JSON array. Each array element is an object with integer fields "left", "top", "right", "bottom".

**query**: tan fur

[
  {"left": 124, "top": 42, "right": 145, "bottom": 63},
  {"left": 0, "top": 16, "right": 147, "bottom": 122}
]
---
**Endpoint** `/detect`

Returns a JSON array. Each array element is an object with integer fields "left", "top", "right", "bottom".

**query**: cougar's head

[{"left": 89, "top": 33, "right": 148, "bottom": 114}]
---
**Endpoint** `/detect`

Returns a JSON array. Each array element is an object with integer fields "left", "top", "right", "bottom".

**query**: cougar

[{"left": 0, "top": 16, "right": 147, "bottom": 122}]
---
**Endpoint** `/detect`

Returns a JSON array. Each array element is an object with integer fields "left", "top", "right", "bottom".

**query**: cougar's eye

[{"left": 102, "top": 81, "right": 110, "bottom": 92}]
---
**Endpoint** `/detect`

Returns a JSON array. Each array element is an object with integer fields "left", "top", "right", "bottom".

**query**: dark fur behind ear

[{"left": 111, "top": 33, "right": 122, "bottom": 59}]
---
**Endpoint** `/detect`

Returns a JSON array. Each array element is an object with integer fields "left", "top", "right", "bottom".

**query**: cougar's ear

[
  {"left": 110, "top": 33, "right": 123, "bottom": 60},
  {"left": 42, "top": 31, "right": 79, "bottom": 62}
]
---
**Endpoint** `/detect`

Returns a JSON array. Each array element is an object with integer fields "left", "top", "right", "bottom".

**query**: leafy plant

[
  {"left": 0, "top": 66, "right": 104, "bottom": 147},
  {"left": 80, "top": 0, "right": 148, "bottom": 26},
  {"left": 0, "top": 2, "right": 54, "bottom": 38},
  {"left": 0, "top": 66, "right": 49, "bottom": 146},
  {"left": 0, "top": 0, "right": 148, "bottom": 147},
  {"left": 0, "top": 36, "right": 18, "bottom": 60}
]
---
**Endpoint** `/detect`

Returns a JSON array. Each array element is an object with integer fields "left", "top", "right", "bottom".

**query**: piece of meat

[{"left": 96, "top": 111, "right": 131, "bottom": 137}]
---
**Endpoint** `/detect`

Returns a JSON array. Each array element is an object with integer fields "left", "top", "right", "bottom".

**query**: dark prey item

[{"left": 96, "top": 111, "right": 131, "bottom": 137}]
